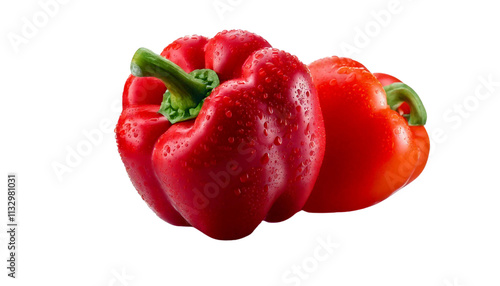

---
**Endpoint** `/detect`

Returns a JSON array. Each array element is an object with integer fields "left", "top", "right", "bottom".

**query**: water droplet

[
  {"left": 206, "top": 115, "right": 211, "bottom": 120},
  {"left": 274, "top": 136, "right": 282, "bottom": 145},
  {"left": 255, "top": 53, "right": 264, "bottom": 59},
  {"left": 234, "top": 188, "right": 241, "bottom": 196},
  {"left": 265, "top": 77, "right": 272, "bottom": 83},
  {"left": 329, "top": 78, "right": 337, "bottom": 86},
  {"left": 259, "top": 68, "right": 266, "bottom": 77},
  {"left": 240, "top": 173, "right": 249, "bottom": 183},
  {"left": 337, "top": 67, "right": 348, "bottom": 74},
  {"left": 260, "top": 153, "right": 270, "bottom": 164},
  {"left": 346, "top": 73, "right": 356, "bottom": 82},
  {"left": 225, "top": 110, "right": 232, "bottom": 118},
  {"left": 268, "top": 106, "right": 274, "bottom": 114},
  {"left": 228, "top": 137, "right": 235, "bottom": 144},
  {"left": 263, "top": 129, "right": 268, "bottom": 136},
  {"left": 171, "top": 42, "right": 181, "bottom": 50}
]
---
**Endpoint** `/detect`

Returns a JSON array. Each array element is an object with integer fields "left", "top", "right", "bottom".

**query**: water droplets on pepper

[
  {"left": 234, "top": 188, "right": 242, "bottom": 196},
  {"left": 346, "top": 73, "right": 356, "bottom": 83},
  {"left": 274, "top": 136, "right": 282, "bottom": 145},
  {"left": 260, "top": 153, "right": 270, "bottom": 165},
  {"left": 239, "top": 173, "right": 249, "bottom": 183}
]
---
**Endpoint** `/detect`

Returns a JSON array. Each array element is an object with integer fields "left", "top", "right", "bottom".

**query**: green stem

[
  {"left": 131, "top": 48, "right": 208, "bottom": 111},
  {"left": 384, "top": 82, "right": 427, "bottom": 126}
]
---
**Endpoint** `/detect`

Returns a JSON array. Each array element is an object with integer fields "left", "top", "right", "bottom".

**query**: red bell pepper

[
  {"left": 303, "top": 56, "right": 429, "bottom": 212},
  {"left": 116, "top": 30, "right": 326, "bottom": 240}
]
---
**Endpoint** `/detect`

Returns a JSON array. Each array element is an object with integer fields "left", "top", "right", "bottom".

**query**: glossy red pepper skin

[
  {"left": 116, "top": 30, "right": 326, "bottom": 239},
  {"left": 373, "top": 73, "right": 430, "bottom": 185},
  {"left": 303, "top": 57, "right": 429, "bottom": 213}
]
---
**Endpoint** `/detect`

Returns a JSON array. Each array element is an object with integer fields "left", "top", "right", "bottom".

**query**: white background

[{"left": 1, "top": 0, "right": 499, "bottom": 285}]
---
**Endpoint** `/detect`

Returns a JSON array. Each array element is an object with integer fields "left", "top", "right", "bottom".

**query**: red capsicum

[
  {"left": 116, "top": 30, "right": 326, "bottom": 240},
  {"left": 303, "top": 56, "right": 430, "bottom": 212}
]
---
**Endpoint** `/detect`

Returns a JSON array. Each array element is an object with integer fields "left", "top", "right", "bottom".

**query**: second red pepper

[{"left": 304, "top": 56, "right": 430, "bottom": 212}]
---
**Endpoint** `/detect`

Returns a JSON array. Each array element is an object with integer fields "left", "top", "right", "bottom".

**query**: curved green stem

[
  {"left": 131, "top": 48, "right": 206, "bottom": 110},
  {"left": 131, "top": 48, "right": 219, "bottom": 123},
  {"left": 384, "top": 82, "right": 427, "bottom": 126}
]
